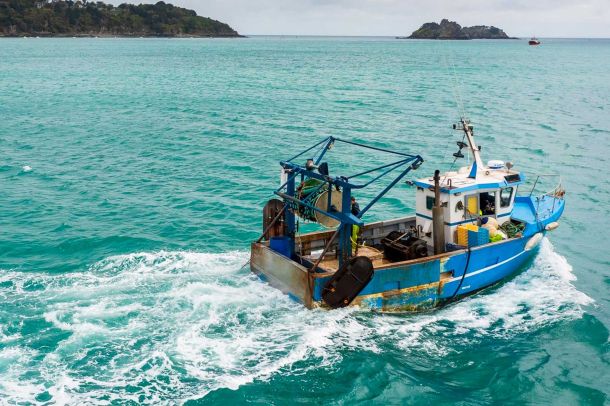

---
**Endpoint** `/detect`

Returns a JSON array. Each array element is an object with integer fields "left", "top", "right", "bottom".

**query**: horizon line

[
  {"left": 4, "top": 35, "right": 610, "bottom": 40},
  {"left": 244, "top": 34, "right": 610, "bottom": 39}
]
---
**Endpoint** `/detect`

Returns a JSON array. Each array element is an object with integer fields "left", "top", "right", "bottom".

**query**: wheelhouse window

[
  {"left": 426, "top": 196, "right": 435, "bottom": 210},
  {"left": 500, "top": 187, "right": 514, "bottom": 208},
  {"left": 479, "top": 192, "right": 496, "bottom": 215}
]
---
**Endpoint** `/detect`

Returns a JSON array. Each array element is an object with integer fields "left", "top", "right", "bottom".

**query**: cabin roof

[{"left": 414, "top": 165, "right": 525, "bottom": 195}]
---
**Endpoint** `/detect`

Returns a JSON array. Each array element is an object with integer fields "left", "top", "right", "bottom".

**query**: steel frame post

[
  {"left": 338, "top": 186, "right": 352, "bottom": 268},
  {"left": 285, "top": 173, "right": 296, "bottom": 257}
]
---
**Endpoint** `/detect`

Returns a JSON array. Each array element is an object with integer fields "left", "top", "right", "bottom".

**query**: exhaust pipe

[{"left": 433, "top": 170, "right": 445, "bottom": 255}]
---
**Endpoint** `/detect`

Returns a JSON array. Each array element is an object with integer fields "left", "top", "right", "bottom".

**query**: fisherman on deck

[{"left": 351, "top": 196, "right": 360, "bottom": 217}]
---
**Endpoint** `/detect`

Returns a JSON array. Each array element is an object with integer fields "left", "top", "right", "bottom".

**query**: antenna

[{"left": 441, "top": 52, "right": 468, "bottom": 120}]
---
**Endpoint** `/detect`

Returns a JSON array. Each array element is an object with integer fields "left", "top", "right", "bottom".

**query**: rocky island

[
  {"left": 0, "top": 0, "right": 241, "bottom": 37},
  {"left": 402, "top": 19, "right": 513, "bottom": 40}
]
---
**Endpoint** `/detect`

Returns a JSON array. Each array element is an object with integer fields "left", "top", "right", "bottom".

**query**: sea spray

[{"left": 0, "top": 239, "right": 592, "bottom": 403}]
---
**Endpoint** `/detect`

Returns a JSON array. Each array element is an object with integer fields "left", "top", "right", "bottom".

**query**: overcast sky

[{"left": 114, "top": 0, "right": 610, "bottom": 37}]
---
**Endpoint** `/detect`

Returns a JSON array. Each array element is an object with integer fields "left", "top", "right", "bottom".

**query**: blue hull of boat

[{"left": 332, "top": 236, "right": 536, "bottom": 311}]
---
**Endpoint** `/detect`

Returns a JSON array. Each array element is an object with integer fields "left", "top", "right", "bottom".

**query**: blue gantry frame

[{"left": 274, "top": 136, "right": 424, "bottom": 268}]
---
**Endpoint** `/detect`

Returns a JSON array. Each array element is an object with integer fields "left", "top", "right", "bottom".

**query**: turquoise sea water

[{"left": 0, "top": 37, "right": 609, "bottom": 404}]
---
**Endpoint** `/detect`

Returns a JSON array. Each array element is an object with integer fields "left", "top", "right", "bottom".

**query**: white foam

[
  {"left": 448, "top": 239, "right": 592, "bottom": 333},
  {"left": 22, "top": 165, "right": 32, "bottom": 172},
  {"left": 0, "top": 240, "right": 592, "bottom": 403},
  {"left": 0, "top": 347, "right": 43, "bottom": 402},
  {"left": 367, "top": 238, "right": 594, "bottom": 351}
]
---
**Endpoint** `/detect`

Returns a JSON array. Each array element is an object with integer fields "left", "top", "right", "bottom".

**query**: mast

[{"left": 460, "top": 118, "right": 484, "bottom": 169}]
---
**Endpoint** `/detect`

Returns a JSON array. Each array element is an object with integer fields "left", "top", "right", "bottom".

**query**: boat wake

[{"left": 0, "top": 239, "right": 593, "bottom": 404}]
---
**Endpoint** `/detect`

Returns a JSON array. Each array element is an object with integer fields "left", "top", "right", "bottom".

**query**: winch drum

[{"left": 296, "top": 180, "right": 343, "bottom": 228}]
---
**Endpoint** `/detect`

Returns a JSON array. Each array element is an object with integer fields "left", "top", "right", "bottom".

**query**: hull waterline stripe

[{"left": 447, "top": 249, "right": 527, "bottom": 283}]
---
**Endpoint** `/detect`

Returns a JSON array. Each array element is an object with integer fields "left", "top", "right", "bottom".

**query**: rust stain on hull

[{"left": 349, "top": 281, "right": 440, "bottom": 312}]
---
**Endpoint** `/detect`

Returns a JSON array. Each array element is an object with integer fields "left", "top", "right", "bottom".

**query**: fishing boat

[
  {"left": 250, "top": 118, "right": 565, "bottom": 311},
  {"left": 529, "top": 37, "right": 541, "bottom": 45}
]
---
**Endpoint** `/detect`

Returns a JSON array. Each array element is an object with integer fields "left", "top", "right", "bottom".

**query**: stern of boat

[{"left": 250, "top": 242, "right": 314, "bottom": 308}]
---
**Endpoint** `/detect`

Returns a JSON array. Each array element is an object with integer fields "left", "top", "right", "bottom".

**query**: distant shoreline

[
  {"left": 1, "top": 1, "right": 241, "bottom": 38},
  {"left": 0, "top": 33, "right": 245, "bottom": 38},
  {"left": 404, "top": 19, "right": 514, "bottom": 40}
]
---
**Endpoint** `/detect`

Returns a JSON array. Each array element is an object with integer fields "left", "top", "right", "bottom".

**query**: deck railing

[
  {"left": 526, "top": 174, "right": 565, "bottom": 220},
  {"left": 527, "top": 174, "right": 563, "bottom": 197}
]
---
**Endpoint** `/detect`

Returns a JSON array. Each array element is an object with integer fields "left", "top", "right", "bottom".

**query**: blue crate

[
  {"left": 468, "top": 228, "right": 490, "bottom": 247},
  {"left": 270, "top": 236, "right": 293, "bottom": 258}
]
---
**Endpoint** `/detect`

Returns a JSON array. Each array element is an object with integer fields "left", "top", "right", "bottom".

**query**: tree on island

[{"left": 0, "top": 0, "right": 241, "bottom": 37}]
